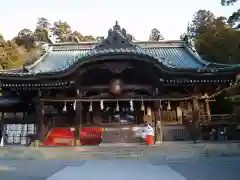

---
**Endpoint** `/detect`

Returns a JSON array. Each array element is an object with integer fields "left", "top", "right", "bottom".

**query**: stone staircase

[
  {"left": 0, "top": 145, "right": 155, "bottom": 160},
  {"left": 2, "top": 142, "right": 240, "bottom": 161}
]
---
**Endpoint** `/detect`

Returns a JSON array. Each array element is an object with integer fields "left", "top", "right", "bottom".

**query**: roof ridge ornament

[{"left": 94, "top": 21, "right": 135, "bottom": 50}]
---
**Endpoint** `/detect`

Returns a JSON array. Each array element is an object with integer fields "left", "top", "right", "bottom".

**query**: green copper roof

[{"left": 27, "top": 44, "right": 209, "bottom": 74}]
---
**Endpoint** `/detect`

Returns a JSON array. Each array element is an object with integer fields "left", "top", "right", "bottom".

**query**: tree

[
  {"left": 14, "top": 28, "right": 37, "bottom": 50},
  {"left": 0, "top": 34, "right": 4, "bottom": 43},
  {"left": 195, "top": 17, "right": 240, "bottom": 64},
  {"left": 149, "top": 28, "right": 164, "bottom": 41},
  {"left": 189, "top": 10, "right": 215, "bottom": 37},
  {"left": 180, "top": 33, "right": 189, "bottom": 41},
  {"left": 34, "top": 17, "right": 51, "bottom": 43},
  {"left": 221, "top": 0, "right": 240, "bottom": 27},
  {"left": 0, "top": 17, "right": 103, "bottom": 70},
  {"left": 221, "top": 0, "right": 239, "bottom": 5},
  {"left": 185, "top": 9, "right": 240, "bottom": 64},
  {"left": 67, "top": 31, "right": 81, "bottom": 42},
  {"left": 82, "top": 35, "right": 95, "bottom": 41},
  {"left": 36, "top": 17, "right": 51, "bottom": 30},
  {"left": 191, "top": 2, "right": 240, "bottom": 64},
  {"left": 0, "top": 41, "right": 27, "bottom": 69},
  {"left": 51, "top": 20, "right": 72, "bottom": 42},
  {"left": 67, "top": 31, "right": 97, "bottom": 42},
  {"left": 227, "top": 9, "right": 240, "bottom": 27}
]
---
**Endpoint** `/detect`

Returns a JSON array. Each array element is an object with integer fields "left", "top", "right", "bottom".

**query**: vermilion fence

[{"left": 42, "top": 127, "right": 103, "bottom": 146}]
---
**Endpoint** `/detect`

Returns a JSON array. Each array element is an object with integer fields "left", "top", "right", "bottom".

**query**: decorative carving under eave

[
  {"left": 99, "top": 62, "right": 132, "bottom": 74},
  {"left": 95, "top": 21, "right": 135, "bottom": 50}
]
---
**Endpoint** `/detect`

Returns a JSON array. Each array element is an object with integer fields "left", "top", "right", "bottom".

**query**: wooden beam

[
  {"left": 80, "top": 84, "right": 153, "bottom": 92},
  {"left": 36, "top": 96, "right": 200, "bottom": 102}
]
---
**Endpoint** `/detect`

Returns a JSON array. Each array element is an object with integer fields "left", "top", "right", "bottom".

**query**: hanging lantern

[
  {"left": 130, "top": 100, "right": 134, "bottom": 111},
  {"left": 73, "top": 101, "right": 76, "bottom": 110},
  {"left": 176, "top": 106, "right": 183, "bottom": 123},
  {"left": 141, "top": 99, "right": 145, "bottom": 111},
  {"left": 76, "top": 89, "right": 80, "bottom": 96},
  {"left": 147, "top": 107, "right": 152, "bottom": 116},
  {"left": 38, "top": 89, "right": 42, "bottom": 97},
  {"left": 116, "top": 101, "right": 119, "bottom": 112},
  {"left": 100, "top": 100, "right": 104, "bottom": 110},
  {"left": 176, "top": 106, "right": 182, "bottom": 116},
  {"left": 89, "top": 101, "right": 93, "bottom": 112},
  {"left": 167, "top": 101, "right": 171, "bottom": 110},
  {"left": 63, "top": 102, "right": 67, "bottom": 112}
]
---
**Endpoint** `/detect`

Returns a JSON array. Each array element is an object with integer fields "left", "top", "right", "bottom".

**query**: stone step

[{"left": 99, "top": 143, "right": 145, "bottom": 147}]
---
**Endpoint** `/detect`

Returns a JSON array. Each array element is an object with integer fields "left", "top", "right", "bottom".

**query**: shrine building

[{"left": 0, "top": 22, "right": 239, "bottom": 146}]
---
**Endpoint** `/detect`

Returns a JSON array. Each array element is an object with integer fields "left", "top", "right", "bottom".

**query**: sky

[{"left": 0, "top": 0, "right": 239, "bottom": 41}]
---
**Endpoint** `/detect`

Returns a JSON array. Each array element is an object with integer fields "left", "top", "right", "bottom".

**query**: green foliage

[
  {"left": 195, "top": 18, "right": 240, "bottom": 64},
  {"left": 14, "top": 28, "right": 37, "bottom": 51},
  {"left": 49, "top": 20, "right": 97, "bottom": 42},
  {"left": 0, "top": 17, "right": 101, "bottom": 69},
  {"left": 221, "top": 0, "right": 240, "bottom": 27},
  {"left": 221, "top": 0, "right": 239, "bottom": 5},
  {"left": 187, "top": 9, "right": 240, "bottom": 64},
  {"left": 227, "top": 9, "right": 240, "bottom": 27},
  {"left": 0, "top": 41, "right": 27, "bottom": 69},
  {"left": 51, "top": 20, "right": 72, "bottom": 42},
  {"left": 0, "top": 34, "right": 4, "bottom": 43},
  {"left": 189, "top": 10, "right": 215, "bottom": 37},
  {"left": 35, "top": 28, "right": 49, "bottom": 42},
  {"left": 34, "top": 17, "right": 51, "bottom": 43}
]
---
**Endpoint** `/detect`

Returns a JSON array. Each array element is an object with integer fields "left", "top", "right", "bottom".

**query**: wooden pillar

[
  {"left": 0, "top": 112, "right": 4, "bottom": 144},
  {"left": 75, "top": 101, "right": 82, "bottom": 146},
  {"left": 153, "top": 101, "right": 162, "bottom": 143},
  {"left": 136, "top": 106, "right": 144, "bottom": 124},
  {"left": 192, "top": 98, "right": 201, "bottom": 142},
  {"left": 35, "top": 100, "right": 45, "bottom": 146},
  {"left": 85, "top": 112, "right": 90, "bottom": 125},
  {"left": 74, "top": 90, "right": 83, "bottom": 146},
  {"left": 204, "top": 93, "right": 211, "bottom": 121}
]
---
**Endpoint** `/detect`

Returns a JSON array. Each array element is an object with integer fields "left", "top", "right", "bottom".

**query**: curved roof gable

[
  {"left": 26, "top": 42, "right": 209, "bottom": 74},
  {"left": 26, "top": 22, "right": 208, "bottom": 74}
]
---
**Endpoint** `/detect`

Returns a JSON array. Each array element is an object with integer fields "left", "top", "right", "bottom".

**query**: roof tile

[{"left": 28, "top": 46, "right": 208, "bottom": 73}]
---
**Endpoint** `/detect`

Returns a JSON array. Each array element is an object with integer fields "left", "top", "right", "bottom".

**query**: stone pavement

[
  {"left": 1, "top": 142, "right": 240, "bottom": 180},
  {"left": 0, "top": 142, "right": 240, "bottom": 160},
  {"left": 45, "top": 160, "right": 187, "bottom": 180},
  {"left": 1, "top": 158, "right": 240, "bottom": 180}
]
